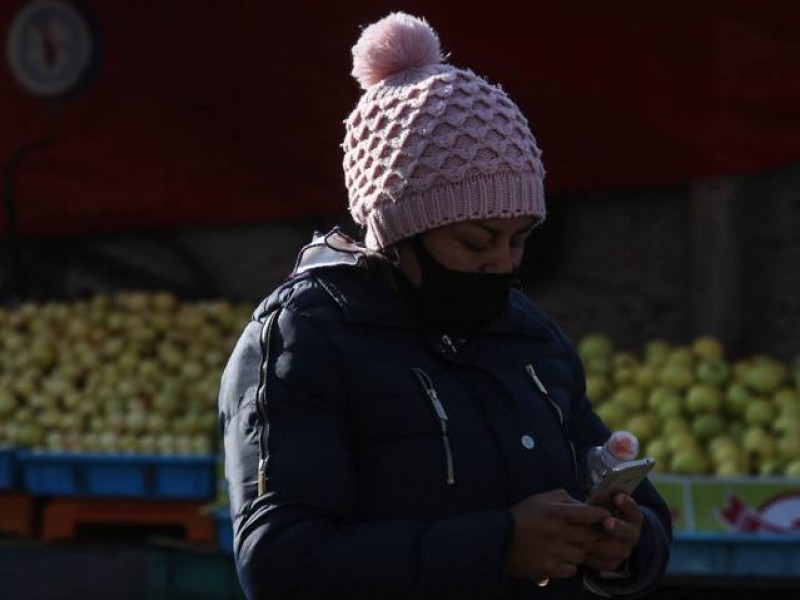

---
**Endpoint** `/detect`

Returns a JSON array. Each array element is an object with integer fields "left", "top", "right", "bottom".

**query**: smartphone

[{"left": 587, "top": 457, "right": 655, "bottom": 507}]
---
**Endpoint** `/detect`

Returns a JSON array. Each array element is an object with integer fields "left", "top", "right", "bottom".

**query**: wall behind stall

[{"left": 3, "top": 160, "right": 798, "bottom": 362}]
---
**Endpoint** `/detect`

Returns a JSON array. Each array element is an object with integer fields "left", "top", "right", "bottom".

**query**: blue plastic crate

[
  {"left": 0, "top": 448, "right": 16, "bottom": 489},
  {"left": 668, "top": 533, "right": 730, "bottom": 576},
  {"left": 18, "top": 452, "right": 216, "bottom": 499},
  {"left": 668, "top": 532, "right": 800, "bottom": 578},
  {"left": 152, "top": 455, "right": 217, "bottom": 499},
  {"left": 215, "top": 508, "right": 234, "bottom": 555}
]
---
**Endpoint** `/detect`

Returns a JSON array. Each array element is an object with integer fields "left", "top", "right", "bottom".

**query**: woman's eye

[
  {"left": 462, "top": 240, "right": 489, "bottom": 252},
  {"left": 511, "top": 238, "right": 527, "bottom": 249}
]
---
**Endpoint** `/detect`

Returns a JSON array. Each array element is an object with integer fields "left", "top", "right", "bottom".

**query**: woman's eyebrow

[{"left": 466, "top": 221, "right": 536, "bottom": 237}]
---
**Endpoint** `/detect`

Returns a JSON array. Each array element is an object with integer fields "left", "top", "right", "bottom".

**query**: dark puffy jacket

[{"left": 219, "top": 230, "right": 671, "bottom": 600}]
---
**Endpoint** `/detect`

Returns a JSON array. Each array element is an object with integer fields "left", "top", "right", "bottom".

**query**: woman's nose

[{"left": 482, "top": 245, "right": 516, "bottom": 274}]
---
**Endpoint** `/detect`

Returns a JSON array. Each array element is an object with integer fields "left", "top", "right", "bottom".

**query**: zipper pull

[
  {"left": 441, "top": 334, "right": 458, "bottom": 355},
  {"left": 258, "top": 458, "right": 267, "bottom": 496},
  {"left": 427, "top": 387, "right": 449, "bottom": 422},
  {"left": 526, "top": 364, "right": 549, "bottom": 396},
  {"left": 411, "top": 367, "right": 456, "bottom": 486}
]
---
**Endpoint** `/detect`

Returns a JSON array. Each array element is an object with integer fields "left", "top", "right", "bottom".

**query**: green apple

[
  {"left": 645, "top": 438, "right": 671, "bottom": 465},
  {"left": 146, "top": 413, "right": 168, "bottom": 435},
  {"left": 727, "top": 420, "right": 745, "bottom": 439},
  {"left": 584, "top": 357, "right": 612, "bottom": 377},
  {"left": 158, "top": 343, "right": 183, "bottom": 370},
  {"left": 153, "top": 380, "right": 181, "bottom": 416},
  {"left": 190, "top": 435, "right": 212, "bottom": 455},
  {"left": 578, "top": 334, "right": 614, "bottom": 361},
  {"left": 116, "top": 291, "right": 151, "bottom": 312},
  {"left": 691, "top": 413, "right": 724, "bottom": 441},
  {"left": 585, "top": 375, "right": 610, "bottom": 404},
  {"left": 39, "top": 410, "right": 61, "bottom": 429},
  {"left": 666, "top": 347, "right": 694, "bottom": 368},
  {"left": 774, "top": 390, "right": 800, "bottom": 424},
  {"left": 647, "top": 386, "right": 681, "bottom": 410},
  {"left": 744, "top": 399, "right": 775, "bottom": 427},
  {"left": 125, "top": 411, "right": 148, "bottom": 435},
  {"left": 181, "top": 360, "right": 205, "bottom": 381},
  {"left": 644, "top": 339, "right": 672, "bottom": 367},
  {"left": 658, "top": 364, "right": 694, "bottom": 391},
  {"left": 634, "top": 365, "right": 658, "bottom": 389},
  {"left": 0, "top": 390, "right": 17, "bottom": 416},
  {"left": 725, "top": 382, "right": 752, "bottom": 416},
  {"left": 773, "top": 414, "right": 799, "bottom": 437},
  {"left": 777, "top": 434, "right": 800, "bottom": 461},
  {"left": 15, "top": 406, "right": 34, "bottom": 424},
  {"left": 611, "top": 386, "right": 645, "bottom": 412},
  {"left": 708, "top": 435, "right": 737, "bottom": 459},
  {"left": 656, "top": 396, "right": 684, "bottom": 421},
  {"left": 759, "top": 458, "right": 786, "bottom": 477},
  {"left": 743, "top": 362, "right": 786, "bottom": 395},
  {"left": 685, "top": 385, "right": 722, "bottom": 414},
  {"left": 596, "top": 402, "right": 628, "bottom": 430},
  {"left": 117, "top": 434, "right": 138, "bottom": 454},
  {"left": 692, "top": 336, "right": 724, "bottom": 361},
  {"left": 785, "top": 459, "right": 800, "bottom": 477},
  {"left": 14, "top": 423, "right": 45, "bottom": 448},
  {"left": 137, "top": 359, "right": 161, "bottom": 381},
  {"left": 45, "top": 430, "right": 66, "bottom": 452},
  {"left": 696, "top": 359, "right": 731, "bottom": 387},
  {"left": 662, "top": 417, "right": 690, "bottom": 437},
  {"left": 152, "top": 291, "right": 179, "bottom": 313},
  {"left": 743, "top": 427, "right": 777, "bottom": 460},
  {"left": 612, "top": 352, "right": 639, "bottom": 386},
  {"left": 137, "top": 435, "right": 158, "bottom": 455},
  {"left": 716, "top": 460, "right": 744, "bottom": 476},
  {"left": 78, "top": 433, "right": 100, "bottom": 453},
  {"left": 666, "top": 431, "right": 700, "bottom": 454},
  {"left": 626, "top": 414, "right": 660, "bottom": 445},
  {"left": 670, "top": 449, "right": 709, "bottom": 475}
]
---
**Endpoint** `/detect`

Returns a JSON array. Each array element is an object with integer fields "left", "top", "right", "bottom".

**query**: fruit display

[
  {"left": 579, "top": 334, "right": 800, "bottom": 477},
  {"left": 0, "top": 292, "right": 252, "bottom": 456}
]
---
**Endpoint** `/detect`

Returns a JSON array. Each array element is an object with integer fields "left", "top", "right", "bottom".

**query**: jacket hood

[{"left": 263, "top": 227, "right": 551, "bottom": 339}]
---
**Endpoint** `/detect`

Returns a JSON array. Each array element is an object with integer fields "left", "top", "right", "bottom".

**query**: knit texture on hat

[{"left": 343, "top": 12, "right": 546, "bottom": 249}]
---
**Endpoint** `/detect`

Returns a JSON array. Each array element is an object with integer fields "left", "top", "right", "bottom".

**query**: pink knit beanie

[{"left": 343, "top": 12, "right": 546, "bottom": 250}]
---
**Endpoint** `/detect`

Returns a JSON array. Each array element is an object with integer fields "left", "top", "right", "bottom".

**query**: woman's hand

[
  {"left": 505, "top": 489, "right": 610, "bottom": 582},
  {"left": 583, "top": 493, "right": 643, "bottom": 573}
]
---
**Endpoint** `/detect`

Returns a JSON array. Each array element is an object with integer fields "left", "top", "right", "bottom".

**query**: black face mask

[{"left": 395, "top": 236, "right": 516, "bottom": 332}]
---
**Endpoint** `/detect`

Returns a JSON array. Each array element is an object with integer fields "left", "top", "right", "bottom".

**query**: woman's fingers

[{"left": 612, "top": 493, "right": 644, "bottom": 527}]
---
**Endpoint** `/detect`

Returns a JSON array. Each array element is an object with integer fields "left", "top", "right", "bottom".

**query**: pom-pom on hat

[{"left": 343, "top": 12, "right": 546, "bottom": 250}]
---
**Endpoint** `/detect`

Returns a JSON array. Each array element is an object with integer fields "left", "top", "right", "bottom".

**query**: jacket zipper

[
  {"left": 525, "top": 364, "right": 579, "bottom": 479},
  {"left": 411, "top": 367, "right": 456, "bottom": 486},
  {"left": 255, "top": 309, "right": 281, "bottom": 496}
]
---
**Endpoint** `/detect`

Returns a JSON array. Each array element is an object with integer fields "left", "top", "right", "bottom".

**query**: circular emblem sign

[{"left": 6, "top": 0, "right": 100, "bottom": 99}]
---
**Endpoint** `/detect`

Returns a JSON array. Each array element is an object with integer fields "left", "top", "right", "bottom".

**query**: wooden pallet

[
  {"left": 0, "top": 492, "right": 34, "bottom": 538},
  {"left": 41, "top": 498, "right": 215, "bottom": 543}
]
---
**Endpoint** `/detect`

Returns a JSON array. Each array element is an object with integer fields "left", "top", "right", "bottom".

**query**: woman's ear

[
  {"left": 380, "top": 243, "right": 401, "bottom": 265},
  {"left": 394, "top": 239, "right": 422, "bottom": 286}
]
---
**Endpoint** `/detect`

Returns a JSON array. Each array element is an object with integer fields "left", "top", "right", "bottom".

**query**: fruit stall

[{"left": 1, "top": 294, "right": 799, "bottom": 598}]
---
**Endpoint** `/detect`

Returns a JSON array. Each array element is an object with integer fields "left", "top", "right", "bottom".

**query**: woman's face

[{"left": 396, "top": 215, "right": 537, "bottom": 285}]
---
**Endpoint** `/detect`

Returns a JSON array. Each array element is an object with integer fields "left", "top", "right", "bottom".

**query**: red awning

[{"left": 1, "top": 1, "right": 798, "bottom": 237}]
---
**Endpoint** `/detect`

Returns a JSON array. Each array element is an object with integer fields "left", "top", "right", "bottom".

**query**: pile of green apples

[
  {"left": 580, "top": 334, "right": 800, "bottom": 477},
  {"left": 0, "top": 292, "right": 252, "bottom": 456}
]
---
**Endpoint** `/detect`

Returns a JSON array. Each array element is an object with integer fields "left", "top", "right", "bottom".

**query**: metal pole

[{"left": 1, "top": 135, "right": 58, "bottom": 302}]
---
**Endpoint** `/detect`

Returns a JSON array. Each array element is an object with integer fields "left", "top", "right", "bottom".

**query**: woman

[{"left": 219, "top": 12, "right": 671, "bottom": 599}]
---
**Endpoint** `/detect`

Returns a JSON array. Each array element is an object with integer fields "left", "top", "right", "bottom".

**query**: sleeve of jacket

[
  {"left": 219, "top": 303, "right": 514, "bottom": 600},
  {"left": 549, "top": 323, "right": 673, "bottom": 598}
]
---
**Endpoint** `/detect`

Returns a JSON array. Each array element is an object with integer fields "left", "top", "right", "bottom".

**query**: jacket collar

[{"left": 293, "top": 228, "right": 551, "bottom": 340}]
